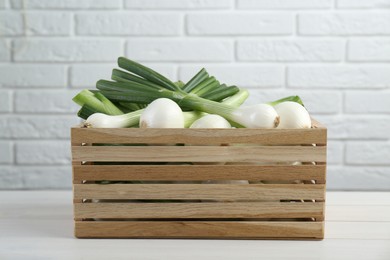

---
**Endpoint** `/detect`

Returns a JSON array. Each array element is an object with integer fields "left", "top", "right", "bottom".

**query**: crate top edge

[{"left": 71, "top": 118, "right": 326, "bottom": 145}]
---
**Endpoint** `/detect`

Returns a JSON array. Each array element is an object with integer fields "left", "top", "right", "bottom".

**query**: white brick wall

[
  {"left": 124, "top": 0, "right": 232, "bottom": 9},
  {"left": 179, "top": 65, "right": 284, "bottom": 87},
  {"left": 0, "top": 0, "right": 389, "bottom": 190},
  {"left": 0, "top": 11, "right": 72, "bottom": 36},
  {"left": 76, "top": 12, "right": 182, "bottom": 36},
  {"left": 237, "top": 40, "right": 343, "bottom": 61},
  {"left": 348, "top": 39, "right": 390, "bottom": 61},
  {"left": 15, "top": 140, "right": 71, "bottom": 165},
  {"left": 288, "top": 66, "right": 390, "bottom": 88},
  {"left": 14, "top": 90, "right": 79, "bottom": 113},
  {"left": 0, "top": 65, "right": 67, "bottom": 87},
  {"left": 0, "top": 141, "right": 13, "bottom": 164},
  {"left": 13, "top": 39, "right": 123, "bottom": 62},
  {"left": 298, "top": 12, "right": 390, "bottom": 35},
  {"left": 0, "top": 40, "right": 11, "bottom": 61},
  {"left": 11, "top": 0, "right": 122, "bottom": 9},
  {"left": 126, "top": 39, "right": 234, "bottom": 61},
  {"left": 337, "top": 0, "right": 390, "bottom": 9},
  {"left": 237, "top": 0, "right": 333, "bottom": 9},
  {"left": 187, "top": 13, "right": 293, "bottom": 35},
  {"left": 0, "top": 90, "right": 11, "bottom": 112},
  {"left": 0, "top": 115, "right": 79, "bottom": 139},
  {"left": 71, "top": 63, "right": 176, "bottom": 88},
  {"left": 345, "top": 91, "right": 390, "bottom": 113}
]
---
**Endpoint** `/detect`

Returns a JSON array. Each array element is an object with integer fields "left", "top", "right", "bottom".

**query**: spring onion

[
  {"left": 268, "top": 95, "right": 304, "bottom": 107},
  {"left": 140, "top": 98, "right": 184, "bottom": 128},
  {"left": 85, "top": 109, "right": 143, "bottom": 128},
  {"left": 77, "top": 104, "right": 98, "bottom": 120},
  {"left": 118, "top": 57, "right": 180, "bottom": 91},
  {"left": 118, "top": 102, "right": 144, "bottom": 112},
  {"left": 274, "top": 101, "right": 311, "bottom": 129},
  {"left": 182, "top": 68, "right": 209, "bottom": 92},
  {"left": 189, "top": 77, "right": 218, "bottom": 95},
  {"left": 73, "top": 90, "right": 123, "bottom": 116},
  {"left": 190, "top": 114, "right": 231, "bottom": 128}
]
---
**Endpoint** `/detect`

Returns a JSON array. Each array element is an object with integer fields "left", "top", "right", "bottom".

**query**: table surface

[{"left": 0, "top": 191, "right": 389, "bottom": 260}]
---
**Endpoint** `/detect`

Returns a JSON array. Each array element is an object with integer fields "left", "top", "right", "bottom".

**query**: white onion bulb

[
  {"left": 274, "top": 101, "right": 311, "bottom": 129},
  {"left": 190, "top": 114, "right": 231, "bottom": 128},
  {"left": 140, "top": 98, "right": 184, "bottom": 128},
  {"left": 85, "top": 113, "right": 130, "bottom": 128},
  {"left": 231, "top": 104, "right": 279, "bottom": 128}
]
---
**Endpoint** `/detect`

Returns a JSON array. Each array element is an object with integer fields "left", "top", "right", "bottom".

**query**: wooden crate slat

[
  {"left": 71, "top": 127, "right": 326, "bottom": 145},
  {"left": 74, "top": 221, "right": 324, "bottom": 239},
  {"left": 73, "top": 165, "right": 326, "bottom": 182},
  {"left": 74, "top": 201, "right": 324, "bottom": 219},
  {"left": 72, "top": 146, "right": 326, "bottom": 162},
  {"left": 74, "top": 184, "right": 325, "bottom": 200}
]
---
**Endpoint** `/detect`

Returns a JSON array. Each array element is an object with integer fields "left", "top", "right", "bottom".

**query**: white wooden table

[{"left": 0, "top": 191, "right": 389, "bottom": 260}]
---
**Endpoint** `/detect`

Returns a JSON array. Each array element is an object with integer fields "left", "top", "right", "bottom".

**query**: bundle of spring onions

[{"left": 73, "top": 57, "right": 311, "bottom": 129}]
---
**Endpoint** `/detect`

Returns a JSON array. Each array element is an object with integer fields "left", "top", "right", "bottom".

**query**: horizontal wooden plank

[
  {"left": 74, "top": 201, "right": 324, "bottom": 219},
  {"left": 72, "top": 146, "right": 326, "bottom": 162},
  {"left": 71, "top": 127, "right": 326, "bottom": 145},
  {"left": 73, "top": 165, "right": 326, "bottom": 182},
  {"left": 74, "top": 184, "right": 325, "bottom": 200},
  {"left": 74, "top": 221, "right": 324, "bottom": 239}
]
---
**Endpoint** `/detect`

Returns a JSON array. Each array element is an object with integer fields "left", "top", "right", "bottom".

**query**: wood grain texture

[
  {"left": 72, "top": 164, "right": 326, "bottom": 182},
  {"left": 71, "top": 127, "right": 326, "bottom": 145},
  {"left": 74, "top": 201, "right": 324, "bottom": 219},
  {"left": 72, "top": 145, "right": 327, "bottom": 162},
  {"left": 74, "top": 221, "right": 324, "bottom": 239},
  {"left": 74, "top": 184, "right": 325, "bottom": 200}
]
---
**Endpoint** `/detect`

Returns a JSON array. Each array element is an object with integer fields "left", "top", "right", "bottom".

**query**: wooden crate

[{"left": 71, "top": 119, "right": 327, "bottom": 239}]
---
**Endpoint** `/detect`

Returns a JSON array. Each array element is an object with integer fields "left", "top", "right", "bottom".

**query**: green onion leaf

[{"left": 118, "top": 57, "right": 179, "bottom": 91}]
